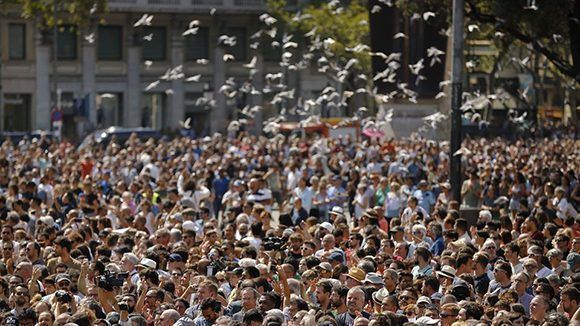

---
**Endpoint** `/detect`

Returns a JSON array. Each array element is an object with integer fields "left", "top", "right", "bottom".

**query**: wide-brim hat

[
  {"left": 436, "top": 265, "right": 456, "bottom": 279},
  {"left": 344, "top": 267, "right": 366, "bottom": 283}
]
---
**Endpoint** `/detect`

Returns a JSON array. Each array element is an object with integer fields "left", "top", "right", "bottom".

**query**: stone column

[
  {"left": 82, "top": 35, "right": 97, "bottom": 128},
  {"left": 169, "top": 19, "right": 184, "bottom": 131},
  {"left": 35, "top": 29, "right": 51, "bottom": 130},
  {"left": 211, "top": 45, "right": 226, "bottom": 134},
  {"left": 126, "top": 24, "right": 141, "bottom": 128},
  {"left": 251, "top": 54, "right": 264, "bottom": 134}
]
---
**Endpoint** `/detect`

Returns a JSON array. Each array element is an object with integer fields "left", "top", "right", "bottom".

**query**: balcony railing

[
  {"left": 108, "top": 0, "right": 268, "bottom": 11},
  {"left": 191, "top": 0, "right": 224, "bottom": 5},
  {"left": 149, "top": 0, "right": 181, "bottom": 4},
  {"left": 233, "top": 0, "right": 263, "bottom": 6}
]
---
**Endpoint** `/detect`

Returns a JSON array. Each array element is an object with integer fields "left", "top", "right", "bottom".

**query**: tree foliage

[
  {"left": 268, "top": 0, "right": 372, "bottom": 82},
  {"left": 1, "top": 0, "right": 107, "bottom": 29},
  {"left": 399, "top": 0, "right": 579, "bottom": 83}
]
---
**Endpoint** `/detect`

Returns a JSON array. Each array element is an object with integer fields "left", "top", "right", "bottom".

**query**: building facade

[{"left": 0, "top": 0, "right": 329, "bottom": 139}]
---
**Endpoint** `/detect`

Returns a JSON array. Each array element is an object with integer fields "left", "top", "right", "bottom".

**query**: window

[
  {"left": 263, "top": 43, "right": 281, "bottom": 62},
  {"left": 227, "top": 27, "right": 246, "bottom": 61},
  {"left": 57, "top": 25, "right": 78, "bottom": 60},
  {"left": 98, "top": 26, "right": 123, "bottom": 60},
  {"left": 185, "top": 27, "right": 209, "bottom": 61},
  {"left": 8, "top": 23, "right": 26, "bottom": 60},
  {"left": 142, "top": 26, "right": 166, "bottom": 61}
]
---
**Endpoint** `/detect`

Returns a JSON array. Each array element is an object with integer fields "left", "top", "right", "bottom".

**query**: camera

[
  {"left": 118, "top": 302, "right": 129, "bottom": 311},
  {"left": 55, "top": 290, "right": 72, "bottom": 303},
  {"left": 262, "top": 236, "right": 288, "bottom": 251},
  {"left": 96, "top": 270, "right": 128, "bottom": 291}
]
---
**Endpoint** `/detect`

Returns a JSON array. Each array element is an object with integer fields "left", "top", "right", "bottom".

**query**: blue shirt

[
  {"left": 430, "top": 236, "right": 444, "bottom": 256},
  {"left": 213, "top": 177, "right": 230, "bottom": 198}
]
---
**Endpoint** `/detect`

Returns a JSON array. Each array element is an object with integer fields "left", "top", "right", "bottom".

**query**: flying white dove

[
  {"left": 144, "top": 80, "right": 160, "bottom": 91},
  {"left": 467, "top": 24, "right": 480, "bottom": 32},
  {"left": 182, "top": 27, "right": 199, "bottom": 36},
  {"left": 423, "top": 11, "right": 436, "bottom": 21},
  {"left": 186, "top": 74, "right": 202, "bottom": 82},
  {"left": 84, "top": 33, "right": 95, "bottom": 44},
  {"left": 259, "top": 13, "right": 277, "bottom": 26},
  {"left": 134, "top": 14, "right": 153, "bottom": 27},
  {"left": 179, "top": 117, "right": 191, "bottom": 129},
  {"left": 371, "top": 5, "right": 382, "bottom": 13},
  {"left": 453, "top": 147, "right": 472, "bottom": 156},
  {"left": 393, "top": 32, "right": 407, "bottom": 39},
  {"left": 243, "top": 56, "right": 257, "bottom": 69},
  {"left": 143, "top": 33, "right": 153, "bottom": 42}
]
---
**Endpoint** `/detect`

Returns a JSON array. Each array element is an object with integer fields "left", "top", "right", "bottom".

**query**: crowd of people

[{"left": 0, "top": 129, "right": 578, "bottom": 326}]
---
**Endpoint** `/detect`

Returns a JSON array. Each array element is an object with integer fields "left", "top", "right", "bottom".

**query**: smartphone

[{"left": 207, "top": 265, "right": 214, "bottom": 277}]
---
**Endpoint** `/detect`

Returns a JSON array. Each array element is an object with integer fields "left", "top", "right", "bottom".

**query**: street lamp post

[
  {"left": 450, "top": 0, "right": 464, "bottom": 202},
  {"left": 53, "top": 0, "right": 59, "bottom": 110}
]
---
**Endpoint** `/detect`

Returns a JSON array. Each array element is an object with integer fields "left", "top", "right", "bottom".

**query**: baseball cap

[
  {"left": 317, "top": 262, "right": 333, "bottom": 272},
  {"left": 328, "top": 252, "right": 344, "bottom": 263},
  {"left": 55, "top": 274, "right": 71, "bottom": 284},
  {"left": 364, "top": 273, "right": 384, "bottom": 285},
  {"left": 320, "top": 222, "right": 334, "bottom": 232},
  {"left": 417, "top": 296, "right": 432, "bottom": 305},
  {"left": 168, "top": 253, "right": 183, "bottom": 262}
]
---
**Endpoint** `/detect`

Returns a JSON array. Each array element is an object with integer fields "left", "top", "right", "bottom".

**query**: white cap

[
  {"left": 320, "top": 222, "right": 334, "bottom": 232},
  {"left": 182, "top": 221, "right": 196, "bottom": 231}
]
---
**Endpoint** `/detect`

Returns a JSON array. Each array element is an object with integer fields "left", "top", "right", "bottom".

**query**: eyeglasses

[
  {"left": 440, "top": 313, "right": 457, "bottom": 318},
  {"left": 400, "top": 296, "right": 414, "bottom": 301},
  {"left": 14, "top": 291, "right": 28, "bottom": 296},
  {"left": 2, "top": 247, "right": 13, "bottom": 251},
  {"left": 556, "top": 239, "right": 568, "bottom": 243}
]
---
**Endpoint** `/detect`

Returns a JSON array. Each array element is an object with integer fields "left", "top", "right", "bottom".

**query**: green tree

[
  {"left": 267, "top": 0, "right": 373, "bottom": 115},
  {"left": 399, "top": 0, "right": 579, "bottom": 83},
  {"left": 1, "top": 0, "right": 107, "bottom": 28}
]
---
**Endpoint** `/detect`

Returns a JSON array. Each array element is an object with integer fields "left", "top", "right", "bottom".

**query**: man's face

[
  {"left": 322, "top": 235, "right": 334, "bottom": 250},
  {"left": 560, "top": 294, "right": 577, "bottom": 314},
  {"left": 202, "top": 308, "right": 219, "bottom": 323},
  {"left": 330, "top": 291, "right": 344, "bottom": 308},
  {"left": 530, "top": 296, "right": 547, "bottom": 318},
  {"left": 258, "top": 295, "right": 275, "bottom": 313},
  {"left": 26, "top": 243, "right": 38, "bottom": 260},
  {"left": 346, "top": 290, "right": 365, "bottom": 313},
  {"left": 512, "top": 275, "right": 528, "bottom": 294},
  {"left": 2, "top": 243, "right": 13, "bottom": 259},
  {"left": 394, "top": 243, "right": 406, "bottom": 258},
  {"left": 1, "top": 227, "right": 12, "bottom": 241},
  {"left": 122, "top": 296, "right": 136, "bottom": 311},
  {"left": 440, "top": 309, "right": 458, "bottom": 326},
  {"left": 555, "top": 237, "right": 570, "bottom": 251},
  {"left": 315, "top": 286, "right": 329, "bottom": 304},
  {"left": 120, "top": 256, "right": 134, "bottom": 272},
  {"left": 159, "top": 313, "right": 175, "bottom": 326},
  {"left": 241, "top": 290, "right": 257, "bottom": 311},
  {"left": 197, "top": 286, "right": 211, "bottom": 301},
  {"left": 12, "top": 286, "right": 30, "bottom": 307},
  {"left": 301, "top": 245, "right": 314, "bottom": 257},
  {"left": 383, "top": 273, "right": 395, "bottom": 289}
]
